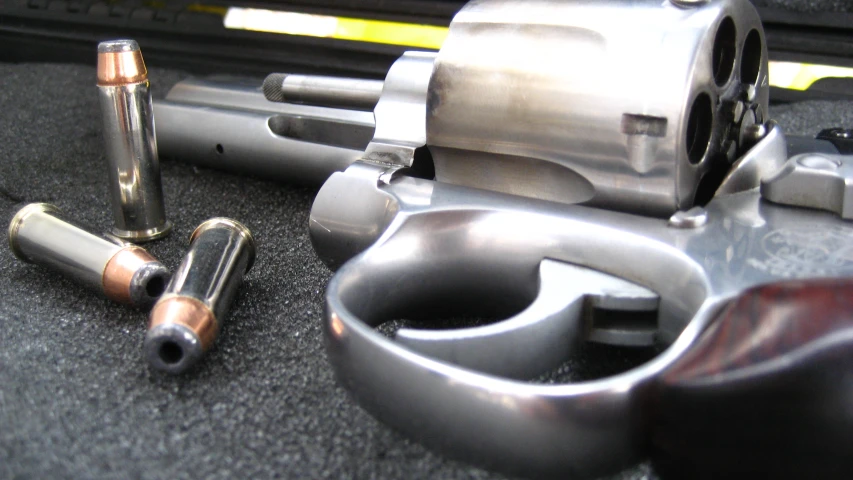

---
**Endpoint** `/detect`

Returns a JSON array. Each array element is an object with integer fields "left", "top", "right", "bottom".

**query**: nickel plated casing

[
  {"left": 426, "top": 0, "right": 769, "bottom": 216},
  {"left": 8, "top": 203, "right": 170, "bottom": 309},
  {"left": 97, "top": 39, "right": 171, "bottom": 241},
  {"left": 145, "top": 218, "right": 255, "bottom": 374}
]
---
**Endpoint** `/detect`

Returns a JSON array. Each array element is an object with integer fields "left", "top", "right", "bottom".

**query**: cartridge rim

[
  {"left": 8, "top": 203, "right": 60, "bottom": 262},
  {"left": 190, "top": 218, "right": 256, "bottom": 273},
  {"left": 111, "top": 221, "right": 173, "bottom": 243}
]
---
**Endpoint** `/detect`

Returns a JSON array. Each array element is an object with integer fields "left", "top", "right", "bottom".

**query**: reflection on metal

[{"left": 762, "top": 153, "right": 853, "bottom": 219}]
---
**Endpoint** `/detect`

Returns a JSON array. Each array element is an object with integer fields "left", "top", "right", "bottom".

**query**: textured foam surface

[
  {"left": 0, "top": 61, "right": 850, "bottom": 479},
  {"left": 770, "top": 100, "right": 853, "bottom": 134},
  {"left": 751, "top": 0, "right": 853, "bottom": 13}
]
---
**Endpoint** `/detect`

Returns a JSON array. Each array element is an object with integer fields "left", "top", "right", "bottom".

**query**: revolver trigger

[{"left": 395, "top": 260, "right": 659, "bottom": 380}]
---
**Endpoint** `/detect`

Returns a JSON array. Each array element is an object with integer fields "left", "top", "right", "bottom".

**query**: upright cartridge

[{"left": 97, "top": 39, "right": 171, "bottom": 241}]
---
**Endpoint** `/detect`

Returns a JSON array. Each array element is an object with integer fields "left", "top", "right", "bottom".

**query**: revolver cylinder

[
  {"left": 97, "top": 39, "right": 171, "bottom": 241},
  {"left": 144, "top": 218, "right": 255, "bottom": 374},
  {"left": 426, "top": 0, "right": 769, "bottom": 216},
  {"left": 8, "top": 203, "right": 169, "bottom": 309}
]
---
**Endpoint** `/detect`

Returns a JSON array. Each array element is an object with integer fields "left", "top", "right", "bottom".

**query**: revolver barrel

[
  {"left": 8, "top": 203, "right": 169, "bottom": 309},
  {"left": 145, "top": 218, "right": 255, "bottom": 374},
  {"left": 154, "top": 78, "right": 374, "bottom": 185}
]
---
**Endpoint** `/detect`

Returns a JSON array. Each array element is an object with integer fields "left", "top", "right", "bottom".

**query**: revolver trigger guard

[
  {"left": 321, "top": 223, "right": 710, "bottom": 478},
  {"left": 321, "top": 177, "right": 853, "bottom": 476}
]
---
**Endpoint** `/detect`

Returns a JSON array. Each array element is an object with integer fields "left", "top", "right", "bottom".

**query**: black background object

[{"left": 2, "top": 1, "right": 853, "bottom": 79}]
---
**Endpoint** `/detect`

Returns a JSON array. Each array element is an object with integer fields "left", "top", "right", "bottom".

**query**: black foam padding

[
  {"left": 770, "top": 100, "right": 853, "bottom": 134},
  {"left": 0, "top": 61, "right": 850, "bottom": 479},
  {"left": 751, "top": 0, "right": 853, "bottom": 13}
]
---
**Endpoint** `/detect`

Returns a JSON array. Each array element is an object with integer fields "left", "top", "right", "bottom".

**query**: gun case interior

[{"left": 0, "top": 1, "right": 851, "bottom": 478}]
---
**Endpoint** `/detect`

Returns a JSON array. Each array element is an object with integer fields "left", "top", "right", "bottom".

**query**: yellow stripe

[
  {"left": 334, "top": 17, "right": 447, "bottom": 49},
  {"left": 212, "top": 7, "right": 853, "bottom": 88},
  {"left": 186, "top": 3, "right": 228, "bottom": 16},
  {"left": 222, "top": 7, "right": 448, "bottom": 49},
  {"left": 769, "top": 61, "right": 853, "bottom": 91}
]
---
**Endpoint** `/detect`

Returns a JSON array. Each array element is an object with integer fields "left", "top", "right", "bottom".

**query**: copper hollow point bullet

[
  {"left": 145, "top": 218, "right": 256, "bottom": 374},
  {"left": 8, "top": 203, "right": 170, "bottom": 309},
  {"left": 97, "top": 39, "right": 171, "bottom": 242}
]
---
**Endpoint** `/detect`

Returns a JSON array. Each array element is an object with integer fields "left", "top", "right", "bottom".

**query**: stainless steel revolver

[{"left": 155, "top": 0, "right": 853, "bottom": 477}]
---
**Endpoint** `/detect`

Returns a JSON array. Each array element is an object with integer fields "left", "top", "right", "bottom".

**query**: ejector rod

[{"left": 263, "top": 73, "right": 384, "bottom": 111}]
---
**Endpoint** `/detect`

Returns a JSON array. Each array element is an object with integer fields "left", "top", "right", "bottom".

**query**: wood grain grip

[{"left": 650, "top": 279, "right": 853, "bottom": 479}]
